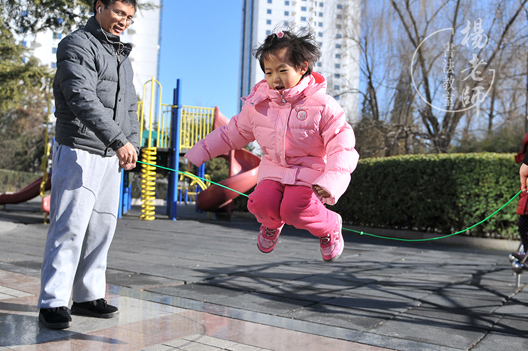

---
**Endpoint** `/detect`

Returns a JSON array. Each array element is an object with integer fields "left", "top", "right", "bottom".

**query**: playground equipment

[
  {"left": 136, "top": 77, "right": 260, "bottom": 220},
  {"left": 139, "top": 147, "right": 157, "bottom": 220},
  {"left": 137, "top": 78, "right": 212, "bottom": 220},
  {"left": 178, "top": 173, "right": 210, "bottom": 204},
  {"left": 137, "top": 78, "right": 161, "bottom": 220},
  {"left": 0, "top": 177, "right": 51, "bottom": 206},
  {"left": 194, "top": 109, "right": 260, "bottom": 216},
  {"left": 0, "top": 79, "right": 53, "bottom": 220},
  {"left": 40, "top": 82, "right": 53, "bottom": 218}
]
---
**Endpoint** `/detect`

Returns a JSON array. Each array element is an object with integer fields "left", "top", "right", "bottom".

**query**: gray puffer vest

[{"left": 53, "top": 17, "right": 140, "bottom": 156}]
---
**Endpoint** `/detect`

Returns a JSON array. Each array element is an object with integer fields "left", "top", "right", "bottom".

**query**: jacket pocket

[
  {"left": 288, "top": 128, "right": 322, "bottom": 153},
  {"left": 289, "top": 128, "right": 316, "bottom": 142}
]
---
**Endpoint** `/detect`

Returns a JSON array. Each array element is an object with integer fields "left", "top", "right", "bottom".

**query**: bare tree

[
  {"left": 343, "top": 0, "right": 428, "bottom": 156},
  {"left": 390, "top": 0, "right": 528, "bottom": 153},
  {"left": 348, "top": 0, "right": 528, "bottom": 156}
]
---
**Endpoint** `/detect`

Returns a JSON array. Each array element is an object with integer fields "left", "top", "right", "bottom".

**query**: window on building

[
  {"left": 335, "top": 63, "right": 341, "bottom": 68},
  {"left": 337, "top": 14, "right": 342, "bottom": 19},
  {"left": 301, "top": 17, "right": 306, "bottom": 21},
  {"left": 266, "top": 30, "right": 271, "bottom": 35},
  {"left": 318, "top": 22, "right": 323, "bottom": 27},
  {"left": 301, "top": 6, "right": 307, "bottom": 11},
  {"left": 334, "top": 73, "right": 341, "bottom": 78},
  {"left": 335, "top": 43, "right": 341, "bottom": 48},
  {"left": 335, "top": 95, "right": 340, "bottom": 100},
  {"left": 318, "top": 32, "right": 323, "bottom": 37},
  {"left": 268, "top": 0, "right": 272, "bottom": 3},
  {"left": 267, "top": 19, "right": 271, "bottom": 24},
  {"left": 284, "top": 21, "right": 289, "bottom": 26},
  {"left": 285, "top": 0, "right": 289, "bottom": 4},
  {"left": 319, "top": 12, "right": 323, "bottom": 17},
  {"left": 21, "top": 10, "right": 28, "bottom": 16},
  {"left": 51, "top": 62, "right": 57, "bottom": 69},
  {"left": 21, "top": 41, "right": 27, "bottom": 47},
  {"left": 336, "top": 24, "right": 342, "bottom": 29},
  {"left": 53, "top": 32, "right": 62, "bottom": 39},
  {"left": 335, "top": 54, "right": 341, "bottom": 58},
  {"left": 334, "top": 85, "right": 340, "bottom": 90},
  {"left": 267, "top": 9, "right": 272, "bottom": 14},
  {"left": 336, "top": 33, "right": 342, "bottom": 38},
  {"left": 285, "top": 11, "right": 289, "bottom": 16},
  {"left": 337, "top": 4, "right": 343, "bottom": 9},
  {"left": 319, "top": 42, "right": 323, "bottom": 47},
  {"left": 319, "top": 2, "right": 324, "bottom": 6},
  {"left": 52, "top": 47, "right": 57, "bottom": 54},
  {"left": 317, "top": 62, "right": 322, "bottom": 67}
]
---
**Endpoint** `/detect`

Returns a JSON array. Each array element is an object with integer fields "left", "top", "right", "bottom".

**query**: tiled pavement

[{"left": 0, "top": 200, "right": 527, "bottom": 350}]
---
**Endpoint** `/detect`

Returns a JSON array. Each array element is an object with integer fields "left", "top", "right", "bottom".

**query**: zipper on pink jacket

[{"left": 280, "top": 92, "right": 286, "bottom": 103}]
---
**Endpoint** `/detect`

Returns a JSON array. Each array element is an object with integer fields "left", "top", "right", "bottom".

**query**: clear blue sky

[{"left": 158, "top": 1, "right": 243, "bottom": 118}]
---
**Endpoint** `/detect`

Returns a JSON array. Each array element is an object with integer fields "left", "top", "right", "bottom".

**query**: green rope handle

[{"left": 136, "top": 160, "right": 522, "bottom": 242}]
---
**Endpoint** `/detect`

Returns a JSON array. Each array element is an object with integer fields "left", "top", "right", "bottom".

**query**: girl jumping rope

[{"left": 186, "top": 29, "right": 359, "bottom": 262}]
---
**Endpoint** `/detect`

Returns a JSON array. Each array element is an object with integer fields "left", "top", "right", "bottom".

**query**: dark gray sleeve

[{"left": 126, "top": 69, "right": 140, "bottom": 153}]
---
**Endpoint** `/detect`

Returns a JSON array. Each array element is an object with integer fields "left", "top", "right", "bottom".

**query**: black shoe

[
  {"left": 39, "top": 306, "right": 72, "bottom": 329},
  {"left": 71, "top": 298, "right": 119, "bottom": 318}
]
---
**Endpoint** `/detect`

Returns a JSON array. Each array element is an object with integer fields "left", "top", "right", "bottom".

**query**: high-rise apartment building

[{"left": 239, "top": 0, "right": 361, "bottom": 122}]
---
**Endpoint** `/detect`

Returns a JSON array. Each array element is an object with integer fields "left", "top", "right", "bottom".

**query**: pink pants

[{"left": 247, "top": 180, "right": 338, "bottom": 238}]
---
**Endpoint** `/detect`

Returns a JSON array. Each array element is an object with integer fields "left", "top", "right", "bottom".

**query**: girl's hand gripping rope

[{"left": 313, "top": 185, "right": 330, "bottom": 198}]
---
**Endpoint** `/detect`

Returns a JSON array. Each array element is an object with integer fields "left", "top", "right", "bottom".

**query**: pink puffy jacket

[{"left": 185, "top": 72, "right": 359, "bottom": 205}]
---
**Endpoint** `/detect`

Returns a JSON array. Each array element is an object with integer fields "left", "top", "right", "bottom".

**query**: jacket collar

[
  {"left": 85, "top": 16, "right": 132, "bottom": 58},
  {"left": 242, "top": 72, "right": 327, "bottom": 106}
]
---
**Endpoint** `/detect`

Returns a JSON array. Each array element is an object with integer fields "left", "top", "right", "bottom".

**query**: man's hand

[
  {"left": 313, "top": 185, "right": 330, "bottom": 198},
  {"left": 115, "top": 142, "right": 137, "bottom": 171},
  {"left": 520, "top": 163, "right": 528, "bottom": 192}
]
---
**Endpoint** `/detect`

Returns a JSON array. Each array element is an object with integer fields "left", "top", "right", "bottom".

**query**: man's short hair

[{"left": 93, "top": 0, "right": 138, "bottom": 14}]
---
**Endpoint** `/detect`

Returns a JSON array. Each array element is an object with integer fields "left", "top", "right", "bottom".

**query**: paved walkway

[{"left": 0, "top": 200, "right": 527, "bottom": 350}]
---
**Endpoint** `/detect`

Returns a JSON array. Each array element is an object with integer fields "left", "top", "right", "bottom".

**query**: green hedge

[
  {"left": 332, "top": 153, "right": 519, "bottom": 239},
  {"left": 0, "top": 169, "right": 42, "bottom": 193},
  {"left": 233, "top": 153, "right": 520, "bottom": 239}
]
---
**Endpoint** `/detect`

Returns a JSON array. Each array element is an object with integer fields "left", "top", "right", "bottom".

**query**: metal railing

[
  {"left": 179, "top": 106, "right": 215, "bottom": 150},
  {"left": 138, "top": 96, "right": 214, "bottom": 150}
]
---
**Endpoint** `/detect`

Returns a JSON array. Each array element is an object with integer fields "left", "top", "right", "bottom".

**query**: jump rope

[{"left": 136, "top": 160, "right": 522, "bottom": 243}]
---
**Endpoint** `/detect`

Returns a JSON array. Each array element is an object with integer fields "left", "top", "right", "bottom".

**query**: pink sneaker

[
  {"left": 320, "top": 214, "right": 344, "bottom": 262},
  {"left": 257, "top": 224, "right": 284, "bottom": 253}
]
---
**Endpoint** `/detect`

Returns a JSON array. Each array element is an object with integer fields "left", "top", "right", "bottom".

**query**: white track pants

[{"left": 38, "top": 144, "right": 121, "bottom": 308}]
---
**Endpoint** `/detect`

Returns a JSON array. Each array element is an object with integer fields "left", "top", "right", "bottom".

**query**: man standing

[{"left": 38, "top": 0, "right": 139, "bottom": 329}]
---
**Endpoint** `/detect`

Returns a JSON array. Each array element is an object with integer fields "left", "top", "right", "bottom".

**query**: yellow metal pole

[
  {"left": 156, "top": 84, "right": 163, "bottom": 148},
  {"left": 148, "top": 76, "right": 155, "bottom": 148}
]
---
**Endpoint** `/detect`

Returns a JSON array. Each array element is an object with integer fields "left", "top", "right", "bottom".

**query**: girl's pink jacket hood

[{"left": 186, "top": 72, "right": 359, "bottom": 205}]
